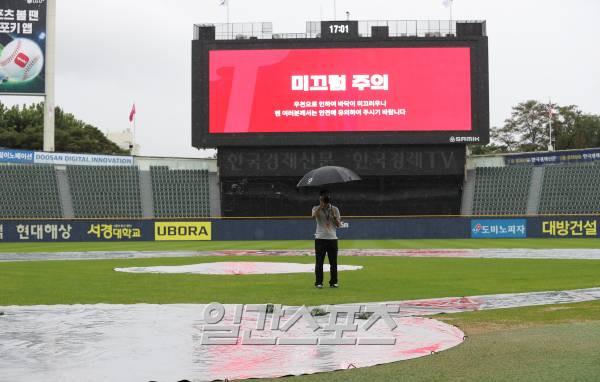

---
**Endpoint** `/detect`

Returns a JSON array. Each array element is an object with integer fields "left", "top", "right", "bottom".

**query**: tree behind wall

[
  {"left": 0, "top": 102, "right": 128, "bottom": 155},
  {"left": 471, "top": 100, "right": 600, "bottom": 154}
]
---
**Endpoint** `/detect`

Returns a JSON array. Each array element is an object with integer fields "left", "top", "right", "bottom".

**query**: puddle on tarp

[
  {"left": 3, "top": 287, "right": 600, "bottom": 381},
  {"left": 0, "top": 304, "right": 463, "bottom": 382},
  {"left": 3, "top": 248, "right": 600, "bottom": 262},
  {"left": 115, "top": 261, "right": 362, "bottom": 275}
]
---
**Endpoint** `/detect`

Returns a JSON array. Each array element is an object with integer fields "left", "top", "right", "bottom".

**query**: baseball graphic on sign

[{"left": 0, "top": 38, "right": 45, "bottom": 83}]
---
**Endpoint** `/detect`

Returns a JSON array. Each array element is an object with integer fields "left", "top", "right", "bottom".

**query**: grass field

[
  {"left": 266, "top": 304, "right": 600, "bottom": 382},
  {"left": 2, "top": 255, "right": 600, "bottom": 306},
  {"left": 2, "top": 239, "right": 600, "bottom": 381}
]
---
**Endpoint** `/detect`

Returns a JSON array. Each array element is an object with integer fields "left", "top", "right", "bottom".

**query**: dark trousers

[{"left": 315, "top": 239, "right": 338, "bottom": 286}]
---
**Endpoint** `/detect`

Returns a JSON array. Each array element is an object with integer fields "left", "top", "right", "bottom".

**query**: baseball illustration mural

[{"left": 0, "top": 0, "right": 47, "bottom": 94}]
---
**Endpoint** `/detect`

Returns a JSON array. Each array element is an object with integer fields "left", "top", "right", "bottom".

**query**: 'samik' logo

[{"left": 450, "top": 136, "right": 480, "bottom": 143}]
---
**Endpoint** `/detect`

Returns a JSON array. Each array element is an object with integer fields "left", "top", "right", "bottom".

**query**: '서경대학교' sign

[{"left": 0, "top": 0, "right": 47, "bottom": 95}]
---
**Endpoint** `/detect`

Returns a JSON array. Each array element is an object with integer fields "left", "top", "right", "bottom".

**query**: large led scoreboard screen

[{"left": 193, "top": 39, "right": 489, "bottom": 146}]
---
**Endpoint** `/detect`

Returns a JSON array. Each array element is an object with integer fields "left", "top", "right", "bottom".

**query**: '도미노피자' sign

[{"left": 471, "top": 219, "right": 527, "bottom": 238}]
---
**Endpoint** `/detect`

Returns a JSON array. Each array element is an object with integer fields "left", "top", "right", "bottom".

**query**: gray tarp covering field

[
  {"left": 0, "top": 249, "right": 600, "bottom": 262},
  {"left": 0, "top": 304, "right": 464, "bottom": 382},
  {"left": 4, "top": 248, "right": 600, "bottom": 262},
  {"left": 3, "top": 286, "right": 600, "bottom": 381}
]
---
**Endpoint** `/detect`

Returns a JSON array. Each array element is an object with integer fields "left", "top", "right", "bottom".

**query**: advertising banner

[
  {"left": 33, "top": 151, "right": 134, "bottom": 166},
  {"left": 2, "top": 217, "right": 600, "bottom": 243},
  {"left": 218, "top": 146, "right": 465, "bottom": 177},
  {"left": 0, "top": 149, "right": 134, "bottom": 166},
  {"left": 471, "top": 219, "right": 527, "bottom": 239},
  {"left": 0, "top": 148, "right": 34, "bottom": 163},
  {"left": 209, "top": 47, "right": 472, "bottom": 134},
  {"left": 0, "top": 220, "right": 153, "bottom": 242},
  {"left": 0, "top": 0, "right": 47, "bottom": 95},
  {"left": 531, "top": 217, "right": 599, "bottom": 238},
  {"left": 154, "top": 222, "right": 212, "bottom": 241},
  {"left": 504, "top": 148, "right": 600, "bottom": 166}
]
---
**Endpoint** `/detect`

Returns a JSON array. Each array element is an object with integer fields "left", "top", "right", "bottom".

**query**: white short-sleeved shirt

[{"left": 312, "top": 205, "right": 340, "bottom": 240}]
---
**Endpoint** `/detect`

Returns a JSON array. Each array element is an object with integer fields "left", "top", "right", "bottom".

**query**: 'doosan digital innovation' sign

[{"left": 209, "top": 47, "right": 472, "bottom": 134}]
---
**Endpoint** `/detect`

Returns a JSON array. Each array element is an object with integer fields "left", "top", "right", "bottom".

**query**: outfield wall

[{"left": 0, "top": 216, "right": 598, "bottom": 242}]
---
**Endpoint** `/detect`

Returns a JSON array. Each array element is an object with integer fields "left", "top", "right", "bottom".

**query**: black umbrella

[{"left": 296, "top": 166, "right": 361, "bottom": 188}]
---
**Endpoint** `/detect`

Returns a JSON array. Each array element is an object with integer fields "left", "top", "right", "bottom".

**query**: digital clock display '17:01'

[
  {"left": 329, "top": 24, "right": 349, "bottom": 34},
  {"left": 321, "top": 21, "right": 359, "bottom": 39}
]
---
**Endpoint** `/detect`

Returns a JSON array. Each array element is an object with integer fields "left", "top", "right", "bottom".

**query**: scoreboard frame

[{"left": 192, "top": 35, "right": 489, "bottom": 148}]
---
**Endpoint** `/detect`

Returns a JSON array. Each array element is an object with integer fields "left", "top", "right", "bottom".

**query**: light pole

[
  {"left": 548, "top": 100, "right": 555, "bottom": 151},
  {"left": 43, "top": 0, "right": 56, "bottom": 152},
  {"left": 334, "top": 0, "right": 337, "bottom": 20}
]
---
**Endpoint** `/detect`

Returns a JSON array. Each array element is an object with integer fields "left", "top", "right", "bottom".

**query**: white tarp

[{"left": 114, "top": 261, "right": 363, "bottom": 275}]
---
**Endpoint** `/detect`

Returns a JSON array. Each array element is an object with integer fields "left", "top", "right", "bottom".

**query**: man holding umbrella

[
  {"left": 298, "top": 166, "right": 361, "bottom": 289},
  {"left": 312, "top": 189, "right": 342, "bottom": 288}
]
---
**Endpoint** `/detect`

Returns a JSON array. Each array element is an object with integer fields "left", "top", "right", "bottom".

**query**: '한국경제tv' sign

[{"left": 0, "top": 0, "right": 47, "bottom": 95}]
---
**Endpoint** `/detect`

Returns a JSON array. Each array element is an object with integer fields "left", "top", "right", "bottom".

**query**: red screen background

[{"left": 209, "top": 47, "right": 472, "bottom": 134}]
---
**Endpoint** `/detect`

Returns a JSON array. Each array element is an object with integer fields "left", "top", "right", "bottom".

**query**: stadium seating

[
  {"left": 150, "top": 166, "right": 211, "bottom": 218},
  {"left": 0, "top": 164, "right": 63, "bottom": 218},
  {"left": 3, "top": 159, "right": 600, "bottom": 219},
  {"left": 67, "top": 165, "right": 143, "bottom": 218},
  {"left": 539, "top": 164, "right": 600, "bottom": 214},
  {"left": 472, "top": 166, "right": 533, "bottom": 215}
]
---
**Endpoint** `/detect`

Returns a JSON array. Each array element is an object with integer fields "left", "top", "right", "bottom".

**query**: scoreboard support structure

[{"left": 217, "top": 145, "right": 466, "bottom": 216}]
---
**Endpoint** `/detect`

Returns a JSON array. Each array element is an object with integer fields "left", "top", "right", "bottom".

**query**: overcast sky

[{"left": 1, "top": 0, "right": 599, "bottom": 157}]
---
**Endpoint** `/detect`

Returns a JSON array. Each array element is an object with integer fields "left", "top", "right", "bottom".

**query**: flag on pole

[
  {"left": 219, "top": 0, "right": 227, "bottom": 6},
  {"left": 443, "top": 0, "right": 453, "bottom": 7},
  {"left": 129, "top": 103, "right": 136, "bottom": 123}
]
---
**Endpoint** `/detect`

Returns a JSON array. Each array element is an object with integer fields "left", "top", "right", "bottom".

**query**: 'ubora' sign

[{"left": 155, "top": 222, "right": 212, "bottom": 241}]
